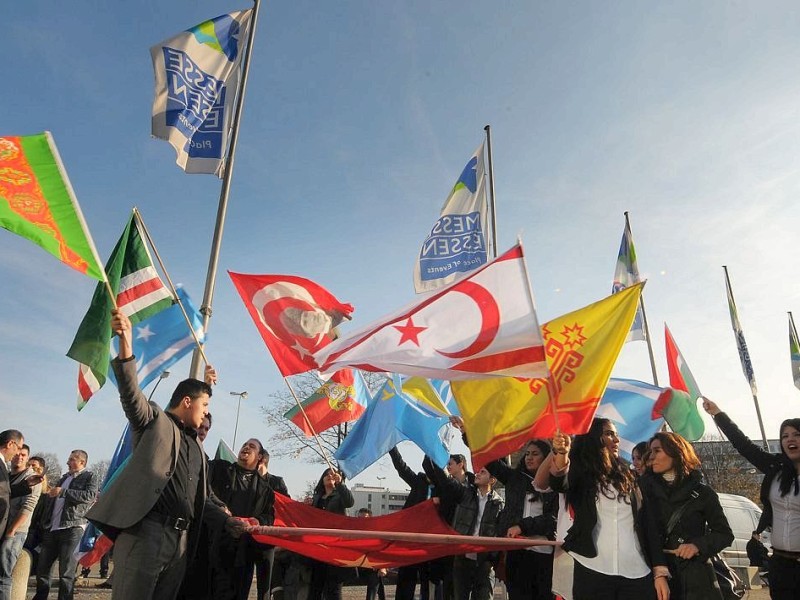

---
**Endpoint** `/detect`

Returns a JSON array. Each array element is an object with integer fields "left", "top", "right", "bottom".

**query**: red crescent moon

[
  {"left": 261, "top": 296, "right": 325, "bottom": 352},
  {"left": 435, "top": 281, "right": 500, "bottom": 359}
]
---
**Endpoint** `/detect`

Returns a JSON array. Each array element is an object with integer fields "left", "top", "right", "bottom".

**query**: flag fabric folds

[
  {"left": 663, "top": 324, "right": 705, "bottom": 441},
  {"left": 108, "top": 287, "right": 204, "bottom": 390},
  {"left": 335, "top": 376, "right": 452, "bottom": 479},
  {"left": 251, "top": 494, "right": 548, "bottom": 568},
  {"left": 612, "top": 216, "right": 646, "bottom": 342},
  {"left": 451, "top": 283, "right": 643, "bottom": 469},
  {"left": 151, "top": 10, "right": 253, "bottom": 176},
  {"left": 67, "top": 213, "right": 173, "bottom": 410},
  {"left": 414, "top": 143, "right": 488, "bottom": 293},
  {"left": 724, "top": 268, "right": 758, "bottom": 396},
  {"left": 0, "top": 132, "right": 104, "bottom": 280},
  {"left": 228, "top": 272, "right": 354, "bottom": 377},
  {"left": 790, "top": 313, "right": 800, "bottom": 391},
  {"left": 215, "top": 439, "right": 238, "bottom": 462},
  {"left": 284, "top": 368, "right": 369, "bottom": 437},
  {"left": 594, "top": 378, "right": 668, "bottom": 461},
  {"left": 316, "top": 244, "right": 546, "bottom": 381}
]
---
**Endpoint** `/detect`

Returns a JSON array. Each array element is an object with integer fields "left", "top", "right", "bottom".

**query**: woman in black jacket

[
  {"left": 703, "top": 398, "right": 800, "bottom": 600},
  {"left": 549, "top": 418, "right": 668, "bottom": 600},
  {"left": 490, "top": 440, "right": 557, "bottom": 600},
  {"left": 642, "top": 432, "right": 734, "bottom": 600},
  {"left": 308, "top": 467, "right": 354, "bottom": 600}
]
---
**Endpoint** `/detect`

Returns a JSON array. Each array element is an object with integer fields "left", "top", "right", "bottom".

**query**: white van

[{"left": 717, "top": 493, "right": 770, "bottom": 587}]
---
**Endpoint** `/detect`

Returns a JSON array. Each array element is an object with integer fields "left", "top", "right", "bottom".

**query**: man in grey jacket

[
  {"left": 33, "top": 449, "right": 98, "bottom": 600},
  {"left": 87, "top": 309, "right": 244, "bottom": 600}
]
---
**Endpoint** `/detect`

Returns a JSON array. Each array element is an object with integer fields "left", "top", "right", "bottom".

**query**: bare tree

[
  {"left": 260, "top": 372, "right": 386, "bottom": 465},
  {"left": 35, "top": 452, "right": 62, "bottom": 486},
  {"left": 692, "top": 435, "right": 761, "bottom": 503},
  {"left": 89, "top": 459, "right": 111, "bottom": 487}
]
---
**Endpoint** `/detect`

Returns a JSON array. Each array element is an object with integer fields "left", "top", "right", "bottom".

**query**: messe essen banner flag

[
  {"left": 0, "top": 132, "right": 104, "bottom": 280},
  {"left": 316, "top": 243, "right": 546, "bottom": 381},
  {"left": 414, "top": 143, "right": 488, "bottom": 293},
  {"left": 151, "top": 10, "right": 252, "bottom": 176}
]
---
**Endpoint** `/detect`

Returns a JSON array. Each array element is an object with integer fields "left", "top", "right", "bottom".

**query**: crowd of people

[{"left": 1, "top": 307, "right": 798, "bottom": 600}]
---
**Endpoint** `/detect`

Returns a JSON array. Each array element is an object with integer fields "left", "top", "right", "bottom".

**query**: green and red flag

[
  {"left": 284, "top": 368, "right": 369, "bottom": 436},
  {"left": 662, "top": 324, "right": 705, "bottom": 440},
  {"left": 67, "top": 212, "right": 173, "bottom": 410},
  {"left": 789, "top": 312, "right": 800, "bottom": 391},
  {"left": 0, "top": 132, "right": 104, "bottom": 280}
]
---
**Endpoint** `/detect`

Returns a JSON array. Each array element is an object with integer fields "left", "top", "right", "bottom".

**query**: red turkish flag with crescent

[
  {"left": 228, "top": 272, "right": 354, "bottom": 376},
  {"left": 314, "top": 243, "right": 547, "bottom": 380}
]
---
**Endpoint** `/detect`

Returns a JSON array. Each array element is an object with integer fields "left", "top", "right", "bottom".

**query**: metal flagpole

[
  {"left": 484, "top": 125, "right": 498, "bottom": 259},
  {"left": 190, "top": 0, "right": 263, "bottom": 378},
  {"left": 624, "top": 212, "right": 659, "bottom": 386},
  {"left": 723, "top": 266, "right": 769, "bottom": 450}
]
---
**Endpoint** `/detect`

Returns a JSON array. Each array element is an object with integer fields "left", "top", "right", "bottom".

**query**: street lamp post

[
  {"left": 376, "top": 476, "right": 386, "bottom": 488},
  {"left": 148, "top": 371, "right": 171, "bottom": 401},
  {"left": 230, "top": 391, "right": 248, "bottom": 449}
]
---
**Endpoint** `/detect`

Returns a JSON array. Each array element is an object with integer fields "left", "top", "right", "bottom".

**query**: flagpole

[
  {"left": 723, "top": 266, "right": 769, "bottom": 450},
  {"left": 189, "top": 0, "right": 262, "bottom": 378},
  {"left": 133, "top": 208, "right": 210, "bottom": 366},
  {"left": 283, "top": 377, "right": 336, "bottom": 472},
  {"left": 484, "top": 125, "right": 498, "bottom": 259},
  {"left": 624, "top": 212, "right": 659, "bottom": 386}
]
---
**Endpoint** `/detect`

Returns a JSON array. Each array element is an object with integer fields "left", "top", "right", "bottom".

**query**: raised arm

[
  {"left": 389, "top": 446, "right": 419, "bottom": 487},
  {"left": 702, "top": 397, "right": 776, "bottom": 473},
  {"left": 110, "top": 309, "right": 157, "bottom": 431}
]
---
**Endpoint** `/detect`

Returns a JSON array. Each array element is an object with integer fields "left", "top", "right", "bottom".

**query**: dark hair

[
  {"left": 778, "top": 418, "right": 800, "bottom": 496},
  {"left": 649, "top": 432, "right": 701, "bottom": 486},
  {"left": 168, "top": 378, "right": 213, "bottom": 408},
  {"left": 517, "top": 439, "right": 551, "bottom": 472},
  {"left": 243, "top": 438, "right": 264, "bottom": 454},
  {"left": 29, "top": 456, "right": 45, "bottom": 470},
  {"left": 71, "top": 449, "right": 89, "bottom": 464},
  {"left": 570, "top": 418, "right": 634, "bottom": 502},
  {"left": 205, "top": 412, "right": 213, "bottom": 426},
  {"left": 632, "top": 441, "right": 648, "bottom": 460},
  {"left": 0, "top": 430, "right": 23, "bottom": 448},
  {"left": 358, "top": 507, "right": 372, "bottom": 516},
  {"left": 19, "top": 444, "right": 30, "bottom": 453},
  {"left": 450, "top": 454, "right": 466, "bottom": 466},
  {"left": 313, "top": 467, "right": 344, "bottom": 496}
]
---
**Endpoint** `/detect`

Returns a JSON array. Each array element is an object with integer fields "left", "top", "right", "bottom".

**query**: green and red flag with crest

[
  {"left": 67, "top": 211, "right": 173, "bottom": 410},
  {"left": 0, "top": 132, "right": 104, "bottom": 280},
  {"left": 661, "top": 324, "right": 705, "bottom": 441},
  {"left": 285, "top": 368, "right": 369, "bottom": 436}
]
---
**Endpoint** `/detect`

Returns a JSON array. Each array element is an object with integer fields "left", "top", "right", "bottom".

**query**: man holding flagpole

[{"left": 86, "top": 309, "right": 245, "bottom": 600}]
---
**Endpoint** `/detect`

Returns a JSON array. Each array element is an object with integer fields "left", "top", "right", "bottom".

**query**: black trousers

[
  {"left": 506, "top": 550, "right": 554, "bottom": 600},
  {"left": 768, "top": 553, "right": 800, "bottom": 600},
  {"left": 572, "top": 560, "right": 655, "bottom": 600}
]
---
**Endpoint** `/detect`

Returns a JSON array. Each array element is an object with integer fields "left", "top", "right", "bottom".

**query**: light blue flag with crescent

[
  {"left": 335, "top": 375, "right": 452, "bottom": 478},
  {"left": 150, "top": 10, "right": 252, "bottom": 176},
  {"left": 593, "top": 378, "right": 669, "bottom": 461},
  {"left": 109, "top": 287, "right": 205, "bottom": 390},
  {"left": 612, "top": 217, "right": 646, "bottom": 342},
  {"left": 414, "top": 143, "right": 488, "bottom": 293}
]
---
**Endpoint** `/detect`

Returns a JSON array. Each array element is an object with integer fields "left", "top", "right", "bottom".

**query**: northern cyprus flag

[{"left": 67, "top": 211, "right": 173, "bottom": 410}]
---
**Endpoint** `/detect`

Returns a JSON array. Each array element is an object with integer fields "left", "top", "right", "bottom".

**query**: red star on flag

[{"left": 393, "top": 317, "right": 427, "bottom": 346}]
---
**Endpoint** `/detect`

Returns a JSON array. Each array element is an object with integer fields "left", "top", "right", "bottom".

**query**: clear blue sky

[{"left": 2, "top": 1, "right": 799, "bottom": 496}]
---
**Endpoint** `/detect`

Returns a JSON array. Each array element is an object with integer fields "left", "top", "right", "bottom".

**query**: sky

[{"left": 2, "top": 1, "right": 800, "bottom": 498}]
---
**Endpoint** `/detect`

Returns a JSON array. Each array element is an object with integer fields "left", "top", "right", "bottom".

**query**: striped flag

[
  {"left": 789, "top": 313, "right": 800, "bottom": 391},
  {"left": 612, "top": 215, "right": 645, "bottom": 342},
  {"left": 724, "top": 267, "right": 757, "bottom": 396},
  {"left": 67, "top": 212, "right": 172, "bottom": 410},
  {"left": 664, "top": 324, "right": 705, "bottom": 440}
]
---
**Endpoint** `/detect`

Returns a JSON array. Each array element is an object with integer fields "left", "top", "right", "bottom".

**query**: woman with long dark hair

[
  {"left": 642, "top": 431, "right": 733, "bottom": 600},
  {"left": 703, "top": 398, "right": 800, "bottom": 600},
  {"left": 549, "top": 418, "right": 667, "bottom": 600},
  {"left": 493, "top": 440, "right": 557, "bottom": 600},
  {"left": 308, "top": 467, "right": 354, "bottom": 600}
]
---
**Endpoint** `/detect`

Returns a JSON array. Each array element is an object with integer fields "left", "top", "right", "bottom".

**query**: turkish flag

[
  {"left": 314, "top": 243, "right": 547, "bottom": 380},
  {"left": 229, "top": 273, "right": 354, "bottom": 376}
]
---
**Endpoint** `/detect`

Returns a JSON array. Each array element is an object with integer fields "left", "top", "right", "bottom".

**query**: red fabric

[
  {"left": 287, "top": 368, "right": 366, "bottom": 436},
  {"left": 77, "top": 534, "right": 113, "bottom": 568},
  {"left": 250, "top": 494, "right": 543, "bottom": 568},
  {"left": 228, "top": 272, "right": 354, "bottom": 376}
]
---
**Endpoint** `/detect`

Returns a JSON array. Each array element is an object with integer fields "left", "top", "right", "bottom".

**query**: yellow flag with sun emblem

[{"left": 452, "top": 283, "right": 643, "bottom": 469}]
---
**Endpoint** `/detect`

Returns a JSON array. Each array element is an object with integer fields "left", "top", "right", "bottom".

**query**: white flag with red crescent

[{"left": 315, "top": 244, "right": 547, "bottom": 380}]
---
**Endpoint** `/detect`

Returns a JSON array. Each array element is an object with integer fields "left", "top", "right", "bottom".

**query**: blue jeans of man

[
  {"left": 33, "top": 527, "right": 84, "bottom": 600},
  {"left": 0, "top": 532, "right": 27, "bottom": 600}
]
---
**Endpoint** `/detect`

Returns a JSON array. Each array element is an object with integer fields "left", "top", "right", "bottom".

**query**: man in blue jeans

[
  {"left": 33, "top": 450, "right": 98, "bottom": 600},
  {"left": 0, "top": 445, "right": 42, "bottom": 600}
]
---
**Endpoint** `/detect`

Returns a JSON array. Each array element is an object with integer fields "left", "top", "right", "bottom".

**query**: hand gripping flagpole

[
  {"left": 283, "top": 377, "right": 337, "bottom": 473},
  {"left": 189, "top": 0, "right": 263, "bottom": 379},
  {"left": 133, "top": 208, "right": 210, "bottom": 367}
]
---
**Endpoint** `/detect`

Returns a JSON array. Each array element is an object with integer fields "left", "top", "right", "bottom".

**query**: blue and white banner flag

[
  {"left": 109, "top": 287, "right": 205, "bottom": 390},
  {"left": 612, "top": 217, "right": 646, "bottom": 342},
  {"left": 594, "top": 378, "right": 668, "bottom": 461},
  {"left": 150, "top": 10, "right": 252, "bottom": 176},
  {"left": 414, "top": 143, "right": 488, "bottom": 293}
]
